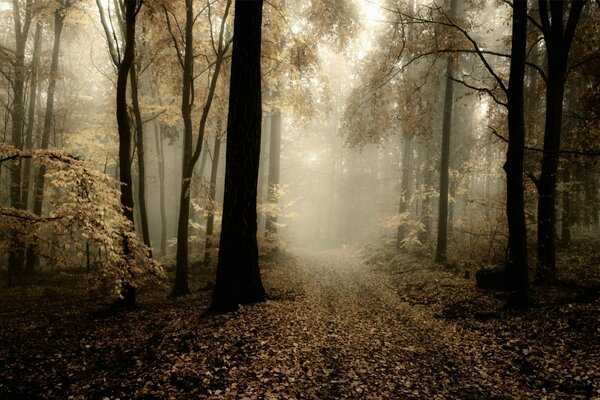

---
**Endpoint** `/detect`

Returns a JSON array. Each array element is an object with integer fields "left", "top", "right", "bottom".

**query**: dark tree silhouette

[
  {"left": 211, "top": 0, "right": 266, "bottom": 313},
  {"left": 116, "top": 0, "right": 139, "bottom": 305},
  {"left": 535, "top": 0, "right": 585, "bottom": 283},
  {"left": 435, "top": 0, "right": 458, "bottom": 263},
  {"left": 504, "top": 0, "right": 530, "bottom": 305}
]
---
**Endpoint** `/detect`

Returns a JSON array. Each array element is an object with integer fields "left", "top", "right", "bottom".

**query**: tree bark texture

[{"left": 211, "top": 0, "right": 266, "bottom": 313}]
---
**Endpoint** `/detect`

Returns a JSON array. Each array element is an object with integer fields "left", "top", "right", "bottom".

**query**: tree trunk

[
  {"left": 25, "top": 11, "right": 64, "bottom": 273},
  {"left": 435, "top": 57, "right": 456, "bottom": 263},
  {"left": 153, "top": 123, "right": 167, "bottom": 256},
  {"left": 171, "top": 0, "right": 196, "bottom": 297},
  {"left": 8, "top": 0, "right": 34, "bottom": 283},
  {"left": 22, "top": 22, "right": 42, "bottom": 211},
  {"left": 560, "top": 166, "right": 572, "bottom": 247},
  {"left": 130, "top": 63, "right": 152, "bottom": 257},
  {"left": 419, "top": 143, "right": 433, "bottom": 244},
  {"left": 211, "top": 0, "right": 266, "bottom": 313},
  {"left": 115, "top": 0, "right": 138, "bottom": 305},
  {"left": 265, "top": 108, "right": 281, "bottom": 235},
  {"left": 203, "top": 134, "right": 222, "bottom": 266},
  {"left": 397, "top": 136, "right": 412, "bottom": 248},
  {"left": 171, "top": 0, "right": 230, "bottom": 296},
  {"left": 32, "top": 11, "right": 64, "bottom": 211},
  {"left": 503, "top": 0, "right": 529, "bottom": 304},
  {"left": 535, "top": 0, "right": 584, "bottom": 284}
]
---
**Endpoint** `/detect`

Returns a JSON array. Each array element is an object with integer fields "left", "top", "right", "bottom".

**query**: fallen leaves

[{"left": 0, "top": 245, "right": 598, "bottom": 399}]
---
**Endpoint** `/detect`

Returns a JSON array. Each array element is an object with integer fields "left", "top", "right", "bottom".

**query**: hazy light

[{"left": 360, "top": 0, "right": 383, "bottom": 24}]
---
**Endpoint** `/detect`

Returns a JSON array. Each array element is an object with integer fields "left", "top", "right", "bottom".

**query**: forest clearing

[
  {"left": 2, "top": 246, "right": 598, "bottom": 399},
  {"left": 2, "top": 0, "right": 600, "bottom": 398}
]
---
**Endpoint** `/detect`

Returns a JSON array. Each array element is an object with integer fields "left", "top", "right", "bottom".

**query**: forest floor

[{"left": 0, "top": 244, "right": 599, "bottom": 399}]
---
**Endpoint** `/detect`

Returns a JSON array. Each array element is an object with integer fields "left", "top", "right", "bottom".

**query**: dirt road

[{"left": 2, "top": 248, "right": 597, "bottom": 399}]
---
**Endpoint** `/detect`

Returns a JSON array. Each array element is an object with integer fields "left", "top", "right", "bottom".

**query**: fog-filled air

[{"left": 1, "top": 0, "right": 599, "bottom": 398}]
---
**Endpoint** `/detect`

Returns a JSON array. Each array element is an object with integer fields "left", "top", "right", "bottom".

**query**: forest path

[{"left": 282, "top": 248, "right": 502, "bottom": 399}]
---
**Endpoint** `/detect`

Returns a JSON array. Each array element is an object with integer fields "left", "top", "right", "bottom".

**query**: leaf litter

[{"left": 0, "top": 245, "right": 598, "bottom": 399}]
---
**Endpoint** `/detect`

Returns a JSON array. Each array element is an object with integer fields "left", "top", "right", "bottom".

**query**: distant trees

[{"left": 211, "top": 0, "right": 266, "bottom": 312}]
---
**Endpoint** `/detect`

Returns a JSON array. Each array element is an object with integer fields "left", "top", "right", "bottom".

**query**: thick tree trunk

[
  {"left": 130, "top": 64, "right": 152, "bottom": 257},
  {"left": 211, "top": 0, "right": 266, "bottom": 313},
  {"left": 265, "top": 109, "right": 281, "bottom": 235},
  {"left": 503, "top": 0, "right": 530, "bottom": 304},
  {"left": 535, "top": 0, "right": 584, "bottom": 284},
  {"left": 203, "top": 135, "right": 222, "bottom": 266},
  {"left": 116, "top": 0, "right": 138, "bottom": 305}
]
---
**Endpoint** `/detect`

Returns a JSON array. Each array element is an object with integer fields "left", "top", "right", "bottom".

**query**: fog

[{"left": 1, "top": 0, "right": 599, "bottom": 285}]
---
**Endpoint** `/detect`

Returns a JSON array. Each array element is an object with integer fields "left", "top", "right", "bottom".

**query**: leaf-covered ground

[{"left": 0, "top": 247, "right": 598, "bottom": 399}]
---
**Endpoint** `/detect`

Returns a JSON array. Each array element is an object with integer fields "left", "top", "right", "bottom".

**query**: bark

[
  {"left": 503, "top": 0, "right": 529, "bottom": 302},
  {"left": 116, "top": 0, "right": 138, "bottom": 305},
  {"left": 211, "top": 0, "right": 266, "bottom": 313},
  {"left": 535, "top": 0, "right": 584, "bottom": 283},
  {"left": 203, "top": 134, "right": 221, "bottom": 266},
  {"left": 265, "top": 108, "right": 281, "bottom": 235},
  {"left": 130, "top": 63, "right": 152, "bottom": 257}
]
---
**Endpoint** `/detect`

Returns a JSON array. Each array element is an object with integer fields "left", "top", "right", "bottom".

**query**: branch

[
  {"left": 96, "top": 0, "right": 120, "bottom": 66},
  {"left": 0, "top": 207, "right": 62, "bottom": 223},
  {"left": 449, "top": 77, "right": 507, "bottom": 107},
  {"left": 487, "top": 125, "right": 600, "bottom": 157},
  {"left": 163, "top": 6, "right": 184, "bottom": 70}
]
